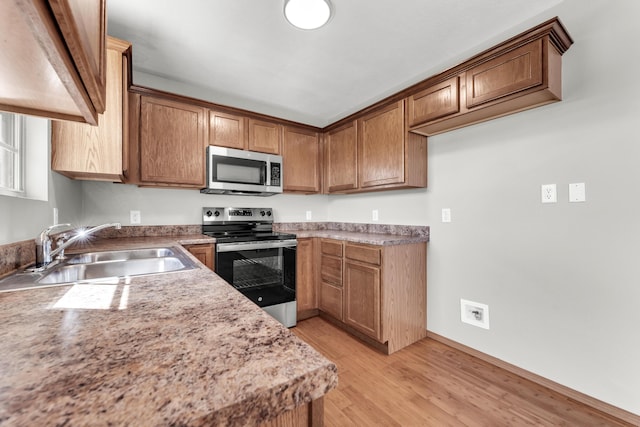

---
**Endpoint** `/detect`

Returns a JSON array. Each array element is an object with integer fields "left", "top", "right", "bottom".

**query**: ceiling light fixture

[{"left": 284, "top": 0, "right": 332, "bottom": 30}]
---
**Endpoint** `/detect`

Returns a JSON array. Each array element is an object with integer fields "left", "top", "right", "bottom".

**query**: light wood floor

[{"left": 292, "top": 317, "right": 631, "bottom": 427}]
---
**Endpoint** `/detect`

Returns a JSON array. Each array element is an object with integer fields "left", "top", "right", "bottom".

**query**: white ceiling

[{"left": 107, "top": 0, "right": 564, "bottom": 128}]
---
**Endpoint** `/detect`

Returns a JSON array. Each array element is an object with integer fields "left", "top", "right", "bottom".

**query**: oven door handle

[{"left": 216, "top": 239, "right": 298, "bottom": 253}]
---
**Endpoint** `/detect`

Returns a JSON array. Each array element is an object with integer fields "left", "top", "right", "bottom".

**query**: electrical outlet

[
  {"left": 372, "top": 209, "right": 379, "bottom": 221},
  {"left": 305, "top": 210, "right": 312, "bottom": 220},
  {"left": 130, "top": 210, "right": 141, "bottom": 224},
  {"left": 460, "top": 299, "right": 490, "bottom": 329},
  {"left": 541, "top": 184, "right": 557, "bottom": 203}
]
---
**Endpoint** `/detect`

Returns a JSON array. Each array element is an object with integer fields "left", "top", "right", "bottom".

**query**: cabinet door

[
  {"left": 139, "top": 96, "right": 206, "bottom": 186},
  {"left": 319, "top": 282, "right": 343, "bottom": 321},
  {"left": 296, "top": 238, "right": 317, "bottom": 317},
  {"left": 209, "top": 110, "right": 247, "bottom": 150},
  {"left": 324, "top": 121, "right": 357, "bottom": 193},
  {"left": 344, "top": 260, "right": 381, "bottom": 341},
  {"left": 51, "top": 37, "right": 130, "bottom": 181},
  {"left": 248, "top": 119, "right": 281, "bottom": 154},
  {"left": 0, "top": 0, "right": 106, "bottom": 124},
  {"left": 407, "top": 76, "right": 459, "bottom": 127},
  {"left": 320, "top": 255, "right": 342, "bottom": 286},
  {"left": 357, "top": 101, "right": 405, "bottom": 189},
  {"left": 282, "top": 126, "right": 320, "bottom": 193},
  {"left": 49, "top": 0, "right": 107, "bottom": 113},
  {"left": 466, "top": 39, "right": 543, "bottom": 109},
  {"left": 184, "top": 244, "right": 214, "bottom": 270}
]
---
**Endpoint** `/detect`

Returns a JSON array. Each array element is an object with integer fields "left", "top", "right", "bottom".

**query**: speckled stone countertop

[
  {"left": 274, "top": 222, "right": 430, "bottom": 245},
  {"left": 0, "top": 236, "right": 337, "bottom": 426}
]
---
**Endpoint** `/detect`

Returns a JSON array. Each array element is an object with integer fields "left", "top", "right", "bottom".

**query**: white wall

[
  {"left": 80, "top": 181, "right": 329, "bottom": 225},
  {"left": 329, "top": 0, "right": 640, "bottom": 415},
  {"left": 0, "top": 120, "right": 82, "bottom": 245},
  {"left": 72, "top": 0, "right": 640, "bottom": 416}
]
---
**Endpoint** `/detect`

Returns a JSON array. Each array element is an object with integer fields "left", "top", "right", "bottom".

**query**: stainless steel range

[{"left": 202, "top": 207, "right": 297, "bottom": 327}]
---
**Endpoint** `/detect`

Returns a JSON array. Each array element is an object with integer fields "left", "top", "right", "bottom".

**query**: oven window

[
  {"left": 212, "top": 156, "right": 265, "bottom": 185},
  {"left": 216, "top": 246, "right": 296, "bottom": 307}
]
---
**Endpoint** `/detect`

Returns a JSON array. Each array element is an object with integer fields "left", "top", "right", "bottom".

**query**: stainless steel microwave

[{"left": 201, "top": 146, "right": 283, "bottom": 196}]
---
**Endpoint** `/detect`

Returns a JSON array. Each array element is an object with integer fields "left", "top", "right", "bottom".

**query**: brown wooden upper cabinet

[
  {"left": 325, "top": 101, "right": 427, "bottom": 194},
  {"left": 358, "top": 101, "right": 407, "bottom": 189},
  {"left": 407, "top": 76, "right": 460, "bottom": 127},
  {"left": 208, "top": 110, "right": 247, "bottom": 150},
  {"left": 282, "top": 126, "right": 321, "bottom": 193},
  {"left": 51, "top": 37, "right": 131, "bottom": 182},
  {"left": 409, "top": 18, "right": 573, "bottom": 136},
  {"left": 248, "top": 119, "right": 282, "bottom": 154},
  {"left": 324, "top": 121, "right": 358, "bottom": 193},
  {"left": 0, "top": 0, "right": 106, "bottom": 125},
  {"left": 465, "top": 39, "right": 544, "bottom": 108},
  {"left": 210, "top": 113, "right": 282, "bottom": 155},
  {"left": 138, "top": 96, "right": 206, "bottom": 187}
]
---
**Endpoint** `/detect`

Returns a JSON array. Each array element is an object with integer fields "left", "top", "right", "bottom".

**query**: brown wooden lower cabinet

[
  {"left": 314, "top": 238, "right": 427, "bottom": 354},
  {"left": 259, "top": 397, "right": 323, "bottom": 427},
  {"left": 296, "top": 238, "right": 318, "bottom": 320},
  {"left": 344, "top": 259, "right": 381, "bottom": 341},
  {"left": 183, "top": 244, "right": 214, "bottom": 270}
]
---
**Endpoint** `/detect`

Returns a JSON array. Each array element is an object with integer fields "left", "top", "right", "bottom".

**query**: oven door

[{"left": 215, "top": 240, "right": 297, "bottom": 308}]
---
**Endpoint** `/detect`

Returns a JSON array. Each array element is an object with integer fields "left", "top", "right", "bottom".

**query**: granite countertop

[
  {"left": 0, "top": 236, "right": 337, "bottom": 426},
  {"left": 275, "top": 222, "right": 430, "bottom": 246},
  {"left": 288, "top": 229, "right": 429, "bottom": 245}
]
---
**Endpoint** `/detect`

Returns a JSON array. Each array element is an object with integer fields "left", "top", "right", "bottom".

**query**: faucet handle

[{"left": 37, "top": 223, "right": 72, "bottom": 243}]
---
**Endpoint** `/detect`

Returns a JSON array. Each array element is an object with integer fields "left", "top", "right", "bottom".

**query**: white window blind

[
  {"left": 0, "top": 112, "right": 48, "bottom": 201},
  {"left": 0, "top": 112, "right": 25, "bottom": 194}
]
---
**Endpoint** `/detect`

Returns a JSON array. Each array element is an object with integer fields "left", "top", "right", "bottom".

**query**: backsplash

[
  {"left": 274, "top": 222, "right": 430, "bottom": 238},
  {"left": 0, "top": 240, "right": 36, "bottom": 279}
]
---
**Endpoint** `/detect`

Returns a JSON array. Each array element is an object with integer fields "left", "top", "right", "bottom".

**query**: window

[
  {"left": 0, "top": 112, "right": 25, "bottom": 195},
  {"left": 0, "top": 112, "right": 48, "bottom": 201}
]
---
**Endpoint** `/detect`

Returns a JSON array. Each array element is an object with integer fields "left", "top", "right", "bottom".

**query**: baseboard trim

[{"left": 427, "top": 331, "right": 640, "bottom": 426}]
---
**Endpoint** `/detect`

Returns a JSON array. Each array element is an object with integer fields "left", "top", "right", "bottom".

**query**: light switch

[
  {"left": 569, "top": 183, "right": 586, "bottom": 202},
  {"left": 442, "top": 208, "right": 451, "bottom": 223}
]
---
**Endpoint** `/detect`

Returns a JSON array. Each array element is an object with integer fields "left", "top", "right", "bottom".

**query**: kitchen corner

[{"left": 0, "top": 229, "right": 337, "bottom": 426}]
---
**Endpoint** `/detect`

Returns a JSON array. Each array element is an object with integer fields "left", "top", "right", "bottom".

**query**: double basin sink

[{"left": 0, "top": 247, "right": 197, "bottom": 292}]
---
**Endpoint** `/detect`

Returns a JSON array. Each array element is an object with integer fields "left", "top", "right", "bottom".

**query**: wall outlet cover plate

[
  {"left": 541, "top": 184, "right": 557, "bottom": 203},
  {"left": 460, "top": 298, "right": 490, "bottom": 329}
]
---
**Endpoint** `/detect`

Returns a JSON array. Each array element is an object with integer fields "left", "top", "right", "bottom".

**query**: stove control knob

[
  {"left": 214, "top": 210, "right": 220, "bottom": 217},
  {"left": 205, "top": 210, "right": 213, "bottom": 217},
  {"left": 267, "top": 210, "right": 272, "bottom": 217},
  {"left": 260, "top": 210, "right": 266, "bottom": 216}
]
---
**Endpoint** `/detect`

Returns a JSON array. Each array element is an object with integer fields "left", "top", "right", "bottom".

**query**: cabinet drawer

[
  {"left": 466, "top": 39, "right": 543, "bottom": 109},
  {"left": 345, "top": 244, "right": 381, "bottom": 266},
  {"left": 319, "top": 282, "right": 343, "bottom": 320},
  {"left": 321, "top": 240, "right": 343, "bottom": 257},
  {"left": 321, "top": 255, "right": 343, "bottom": 285}
]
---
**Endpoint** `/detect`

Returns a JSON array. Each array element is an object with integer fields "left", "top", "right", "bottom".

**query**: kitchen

[{"left": 1, "top": 0, "right": 639, "bottom": 425}]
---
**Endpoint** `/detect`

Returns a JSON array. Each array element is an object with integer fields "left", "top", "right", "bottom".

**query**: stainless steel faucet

[
  {"left": 35, "top": 223, "right": 72, "bottom": 267},
  {"left": 35, "top": 222, "right": 122, "bottom": 269}
]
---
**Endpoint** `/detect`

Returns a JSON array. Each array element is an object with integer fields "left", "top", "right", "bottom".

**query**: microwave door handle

[{"left": 262, "top": 163, "right": 268, "bottom": 185}]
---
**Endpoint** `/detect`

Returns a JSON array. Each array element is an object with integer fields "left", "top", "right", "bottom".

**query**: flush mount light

[{"left": 284, "top": 0, "right": 332, "bottom": 30}]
